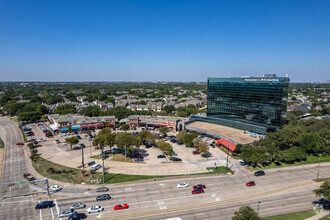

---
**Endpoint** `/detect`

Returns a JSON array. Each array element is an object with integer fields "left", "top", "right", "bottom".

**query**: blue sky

[{"left": 0, "top": 0, "right": 329, "bottom": 82}]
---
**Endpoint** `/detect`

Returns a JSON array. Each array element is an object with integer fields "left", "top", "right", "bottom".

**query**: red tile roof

[{"left": 215, "top": 138, "right": 237, "bottom": 152}]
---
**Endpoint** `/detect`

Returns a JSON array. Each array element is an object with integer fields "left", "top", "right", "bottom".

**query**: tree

[
  {"left": 314, "top": 181, "right": 330, "bottom": 200},
  {"left": 159, "top": 127, "right": 170, "bottom": 135},
  {"left": 232, "top": 206, "right": 262, "bottom": 220},
  {"left": 65, "top": 136, "right": 79, "bottom": 150},
  {"left": 164, "top": 105, "right": 175, "bottom": 114},
  {"left": 121, "top": 124, "right": 130, "bottom": 132},
  {"left": 65, "top": 93, "right": 76, "bottom": 102},
  {"left": 139, "top": 130, "right": 152, "bottom": 141},
  {"left": 300, "top": 133, "right": 323, "bottom": 153},
  {"left": 183, "top": 133, "right": 197, "bottom": 146},
  {"left": 19, "top": 111, "right": 43, "bottom": 122},
  {"left": 79, "top": 106, "right": 101, "bottom": 117},
  {"left": 55, "top": 104, "right": 77, "bottom": 115},
  {"left": 176, "top": 130, "right": 186, "bottom": 142},
  {"left": 115, "top": 133, "right": 141, "bottom": 156},
  {"left": 193, "top": 137, "right": 202, "bottom": 147},
  {"left": 280, "top": 147, "right": 306, "bottom": 163},
  {"left": 157, "top": 140, "right": 173, "bottom": 155},
  {"left": 198, "top": 141, "right": 209, "bottom": 156}
]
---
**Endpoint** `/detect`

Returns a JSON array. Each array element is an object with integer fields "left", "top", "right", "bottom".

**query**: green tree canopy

[
  {"left": 157, "top": 140, "right": 173, "bottom": 155},
  {"left": 79, "top": 106, "right": 101, "bottom": 117},
  {"left": 280, "top": 147, "right": 306, "bottom": 162},
  {"left": 159, "top": 126, "right": 170, "bottom": 135},
  {"left": 115, "top": 133, "right": 141, "bottom": 155},
  {"left": 121, "top": 124, "right": 130, "bottom": 131},
  {"left": 314, "top": 181, "right": 330, "bottom": 200},
  {"left": 66, "top": 136, "right": 79, "bottom": 150},
  {"left": 176, "top": 130, "right": 186, "bottom": 142},
  {"left": 183, "top": 133, "right": 197, "bottom": 146},
  {"left": 232, "top": 206, "right": 262, "bottom": 220},
  {"left": 55, "top": 104, "right": 77, "bottom": 115}
]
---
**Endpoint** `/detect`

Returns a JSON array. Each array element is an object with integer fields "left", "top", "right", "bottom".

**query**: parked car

[
  {"left": 56, "top": 139, "right": 60, "bottom": 144},
  {"left": 254, "top": 171, "right": 265, "bottom": 176},
  {"left": 76, "top": 135, "right": 81, "bottom": 139},
  {"left": 192, "top": 188, "right": 204, "bottom": 195},
  {"left": 114, "top": 203, "right": 128, "bottom": 210},
  {"left": 60, "top": 209, "right": 76, "bottom": 218},
  {"left": 170, "top": 157, "right": 182, "bottom": 162},
  {"left": 70, "top": 203, "right": 86, "bottom": 209},
  {"left": 133, "top": 158, "right": 144, "bottom": 162},
  {"left": 177, "top": 182, "right": 189, "bottom": 188},
  {"left": 102, "top": 154, "right": 109, "bottom": 160},
  {"left": 23, "top": 173, "right": 31, "bottom": 179},
  {"left": 96, "top": 194, "right": 111, "bottom": 201},
  {"left": 49, "top": 185, "right": 62, "bottom": 192},
  {"left": 193, "top": 151, "right": 200, "bottom": 155},
  {"left": 68, "top": 213, "right": 87, "bottom": 220},
  {"left": 26, "top": 133, "right": 35, "bottom": 136},
  {"left": 246, "top": 181, "right": 256, "bottom": 186},
  {"left": 62, "top": 142, "right": 67, "bottom": 145},
  {"left": 157, "top": 155, "right": 166, "bottom": 159},
  {"left": 79, "top": 143, "right": 85, "bottom": 148},
  {"left": 73, "top": 146, "right": 81, "bottom": 150},
  {"left": 91, "top": 164, "right": 101, "bottom": 171},
  {"left": 210, "top": 144, "right": 215, "bottom": 148},
  {"left": 193, "top": 184, "right": 206, "bottom": 189},
  {"left": 96, "top": 187, "right": 109, "bottom": 192},
  {"left": 87, "top": 206, "right": 104, "bottom": 213},
  {"left": 27, "top": 137, "right": 35, "bottom": 142},
  {"left": 35, "top": 201, "right": 54, "bottom": 209},
  {"left": 16, "top": 142, "right": 24, "bottom": 145}
]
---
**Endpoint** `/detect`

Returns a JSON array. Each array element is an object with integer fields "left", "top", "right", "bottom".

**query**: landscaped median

[
  {"left": 263, "top": 209, "right": 317, "bottom": 220},
  {"left": 32, "top": 156, "right": 233, "bottom": 184},
  {"left": 249, "top": 155, "right": 330, "bottom": 171}
]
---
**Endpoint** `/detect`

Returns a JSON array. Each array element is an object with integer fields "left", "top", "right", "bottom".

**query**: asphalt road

[{"left": 0, "top": 117, "right": 329, "bottom": 220}]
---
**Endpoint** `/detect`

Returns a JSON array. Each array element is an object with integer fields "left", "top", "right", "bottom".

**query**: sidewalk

[{"left": 305, "top": 210, "right": 329, "bottom": 220}]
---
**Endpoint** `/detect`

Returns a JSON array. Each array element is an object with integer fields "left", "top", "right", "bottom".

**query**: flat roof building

[{"left": 191, "top": 75, "right": 289, "bottom": 134}]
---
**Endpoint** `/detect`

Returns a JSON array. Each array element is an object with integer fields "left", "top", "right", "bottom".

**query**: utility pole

[
  {"left": 317, "top": 159, "right": 321, "bottom": 180},
  {"left": 101, "top": 144, "right": 105, "bottom": 184},
  {"left": 46, "top": 179, "right": 50, "bottom": 197},
  {"left": 257, "top": 201, "right": 261, "bottom": 216},
  {"left": 81, "top": 145, "right": 84, "bottom": 168},
  {"left": 226, "top": 145, "right": 229, "bottom": 170},
  {"left": 125, "top": 144, "right": 127, "bottom": 162}
]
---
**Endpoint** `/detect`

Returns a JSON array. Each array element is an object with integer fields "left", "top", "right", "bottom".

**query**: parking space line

[
  {"left": 48, "top": 198, "right": 55, "bottom": 220},
  {"left": 54, "top": 199, "right": 59, "bottom": 218},
  {"left": 39, "top": 200, "right": 43, "bottom": 220}
]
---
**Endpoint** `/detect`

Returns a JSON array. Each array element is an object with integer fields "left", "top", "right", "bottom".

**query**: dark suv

[
  {"left": 254, "top": 170, "right": 265, "bottom": 176},
  {"left": 96, "top": 194, "right": 111, "bottom": 201},
  {"left": 35, "top": 201, "right": 54, "bottom": 209},
  {"left": 69, "top": 213, "right": 87, "bottom": 220}
]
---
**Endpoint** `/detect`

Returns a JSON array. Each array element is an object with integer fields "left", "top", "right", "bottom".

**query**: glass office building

[{"left": 195, "top": 75, "right": 289, "bottom": 134}]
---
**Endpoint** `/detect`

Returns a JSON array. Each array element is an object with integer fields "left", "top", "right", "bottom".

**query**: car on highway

[
  {"left": 96, "top": 187, "right": 109, "bottom": 192},
  {"left": 60, "top": 209, "right": 77, "bottom": 218},
  {"left": 26, "top": 175, "right": 36, "bottom": 181},
  {"left": 192, "top": 151, "right": 200, "bottom": 155},
  {"left": 70, "top": 203, "right": 86, "bottom": 209},
  {"left": 114, "top": 203, "right": 128, "bottom": 210},
  {"left": 254, "top": 170, "right": 265, "bottom": 176},
  {"left": 16, "top": 142, "right": 24, "bottom": 145},
  {"left": 177, "top": 182, "right": 189, "bottom": 188},
  {"left": 87, "top": 206, "right": 104, "bottom": 213},
  {"left": 246, "top": 181, "right": 256, "bottom": 186},
  {"left": 157, "top": 155, "right": 166, "bottom": 158},
  {"left": 68, "top": 213, "right": 87, "bottom": 220},
  {"left": 192, "top": 188, "right": 204, "bottom": 195},
  {"left": 49, "top": 185, "right": 62, "bottom": 192},
  {"left": 35, "top": 201, "right": 54, "bottom": 209},
  {"left": 193, "top": 184, "right": 206, "bottom": 189},
  {"left": 96, "top": 194, "right": 111, "bottom": 201}
]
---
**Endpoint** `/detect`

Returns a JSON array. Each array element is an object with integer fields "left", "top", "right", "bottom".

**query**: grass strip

[
  {"left": 264, "top": 209, "right": 316, "bottom": 220},
  {"left": 32, "top": 156, "right": 233, "bottom": 184},
  {"left": 314, "top": 177, "right": 330, "bottom": 182},
  {"left": 18, "top": 126, "right": 27, "bottom": 142},
  {"left": 0, "top": 137, "right": 4, "bottom": 148}
]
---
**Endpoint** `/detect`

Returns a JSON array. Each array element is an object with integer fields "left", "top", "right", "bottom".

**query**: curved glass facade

[{"left": 205, "top": 76, "right": 289, "bottom": 134}]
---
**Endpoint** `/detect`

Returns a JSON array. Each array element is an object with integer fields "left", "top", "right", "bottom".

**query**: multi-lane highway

[{"left": 0, "top": 116, "right": 329, "bottom": 220}]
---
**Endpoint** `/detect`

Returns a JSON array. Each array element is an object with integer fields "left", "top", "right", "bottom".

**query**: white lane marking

[
  {"left": 48, "top": 198, "right": 55, "bottom": 220},
  {"left": 0, "top": 199, "right": 33, "bottom": 204},
  {"left": 159, "top": 183, "right": 165, "bottom": 187},
  {"left": 54, "top": 199, "right": 59, "bottom": 218},
  {"left": 96, "top": 214, "right": 103, "bottom": 218},
  {"left": 157, "top": 201, "right": 167, "bottom": 210},
  {"left": 125, "top": 187, "right": 132, "bottom": 191},
  {"left": 39, "top": 200, "right": 43, "bottom": 220}
]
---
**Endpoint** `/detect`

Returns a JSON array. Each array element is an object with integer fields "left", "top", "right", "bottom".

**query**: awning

[
  {"left": 81, "top": 126, "right": 88, "bottom": 129},
  {"left": 106, "top": 123, "right": 114, "bottom": 126},
  {"left": 97, "top": 124, "right": 104, "bottom": 127},
  {"left": 89, "top": 125, "right": 96, "bottom": 128},
  {"left": 72, "top": 126, "right": 80, "bottom": 130},
  {"left": 60, "top": 128, "right": 69, "bottom": 131},
  {"left": 159, "top": 124, "right": 167, "bottom": 127},
  {"left": 215, "top": 139, "right": 237, "bottom": 152}
]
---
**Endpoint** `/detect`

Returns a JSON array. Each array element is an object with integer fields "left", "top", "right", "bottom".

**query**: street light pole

[
  {"left": 257, "top": 201, "right": 261, "bottom": 216},
  {"left": 317, "top": 158, "right": 320, "bottom": 180},
  {"left": 226, "top": 145, "right": 229, "bottom": 170},
  {"left": 81, "top": 145, "right": 84, "bottom": 168}
]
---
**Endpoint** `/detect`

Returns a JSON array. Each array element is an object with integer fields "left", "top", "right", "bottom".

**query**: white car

[
  {"left": 62, "top": 142, "right": 67, "bottom": 145},
  {"left": 49, "top": 185, "right": 62, "bottom": 192},
  {"left": 38, "top": 138, "right": 46, "bottom": 142},
  {"left": 60, "top": 209, "right": 76, "bottom": 217},
  {"left": 87, "top": 206, "right": 104, "bottom": 213},
  {"left": 27, "top": 137, "right": 36, "bottom": 142},
  {"left": 177, "top": 182, "right": 189, "bottom": 188}
]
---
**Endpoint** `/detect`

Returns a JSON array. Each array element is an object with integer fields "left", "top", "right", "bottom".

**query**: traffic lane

[{"left": 0, "top": 199, "right": 36, "bottom": 220}]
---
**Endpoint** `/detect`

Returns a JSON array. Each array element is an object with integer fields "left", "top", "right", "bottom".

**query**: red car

[
  {"left": 193, "top": 151, "right": 201, "bottom": 155},
  {"left": 26, "top": 133, "right": 34, "bottom": 136},
  {"left": 246, "top": 181, "right": 256, "bottom": 186},
  {"left": 23, "top": 173, "right": 31, "bottom": 179},
  {"left": 16, "top": 142, "right": 24, "bottom": 145},
  {"left": 114, "top": 203, "right": 128, "bottom": 210},
  {"left": 193, "top": 184, "right": 206, "bottom": 189},
  {"left": 192, "top": 188, "right": 204, "bottom": 194}
]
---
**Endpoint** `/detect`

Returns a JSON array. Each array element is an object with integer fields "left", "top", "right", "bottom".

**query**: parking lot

[{"left": 25, "top": 122, "right": 231, "bottom": 175}]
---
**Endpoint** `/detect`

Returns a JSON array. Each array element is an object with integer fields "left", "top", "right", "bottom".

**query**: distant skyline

[{"left": 0, "top": 0, "right": 329, "bottom": 82}]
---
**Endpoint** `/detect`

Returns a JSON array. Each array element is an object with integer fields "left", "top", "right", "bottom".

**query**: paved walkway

[{"left": 305, "top": 210, "right": 329, "bottom": 220}]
